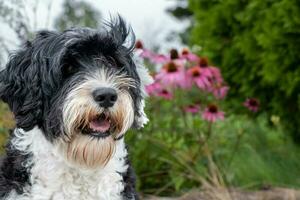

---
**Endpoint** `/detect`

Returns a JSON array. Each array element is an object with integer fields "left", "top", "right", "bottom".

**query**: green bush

[
  {"left": 0, "top": 102, "right": 14, "bottom": 152},
  {"left": 188, "top": 0, "right": 300, "bottom": 142},
  {"left": 127, "top": 100, "right": 300, "bottom": 195}
]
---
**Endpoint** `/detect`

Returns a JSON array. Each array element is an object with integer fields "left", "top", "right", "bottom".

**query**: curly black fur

[{"left": 121, "top": 147, "right": 139, "bottom": 200}]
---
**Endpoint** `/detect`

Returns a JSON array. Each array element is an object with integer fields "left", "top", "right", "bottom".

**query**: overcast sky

[
  {"left": 85, "top": 0, "right": 188, "bottom": 50},
  {"left": 0, "top": 0, "right": 188, "bottom": 55}
]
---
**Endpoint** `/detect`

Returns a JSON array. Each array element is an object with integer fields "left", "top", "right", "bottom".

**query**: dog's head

[{"left": 0, "top": 16, "right": 152, "bottom": 168}]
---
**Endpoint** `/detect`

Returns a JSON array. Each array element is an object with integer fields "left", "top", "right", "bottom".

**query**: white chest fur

[{"left": 6, "top": 127, "right": 129, "bottom": 200}]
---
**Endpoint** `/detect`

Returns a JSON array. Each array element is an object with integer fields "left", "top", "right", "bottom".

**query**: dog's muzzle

[{"left": 77, "top": 87, "right": 119, "bottom": 138}]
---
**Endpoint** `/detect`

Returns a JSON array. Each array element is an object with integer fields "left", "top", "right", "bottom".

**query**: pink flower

[
  {"left": 208, "top": 66, "right": 223, "bottom": 83},
  {"left": 135, "top": 40, "right": 155, "bottom": 60},
  {"left": 135, "top": 48, "right": 153, "bottom": 60},
  {"left": 149, "top": 48, "right": 184, "bottom": 64},
  {"left": 155, "top": 61, "right": 185, "bottom": 87},
  {"left": 199, "top": 57, "right": 223, "bottom": 84},
  {"left": 211, "top": 84, "right": 229, "bottom": 99},
  {"left": 157, "top": 89, "right": 173, "bottom": 100},
  {"left": 243, "top": 98, "right": 260, "bottom": 112},
  {"left": 181, "top": 48, "right": 199, "bottom": 62},
  {"left": 150, "top": 54, "right": 169, "bottom": 64},
  {"left": 184, "top": 104, "right": 200, "bottom": 114},
  {"left": 145, "top": 81, "right": 173, "bottom": 100},
  {"left": 178, "top": 73, "right": 193, "bottom": 89},
  {"left": 145, "top": 81, "right": 161, "bottom": 96},
  {"left": 187, "top": 66, "right": 211, "bottom": 90},
  {"left": 141, "top": 49, "right": 153, "bottom": 59},
  {"left": 202, "top": 104, "right": 224, "bottom": 122}
]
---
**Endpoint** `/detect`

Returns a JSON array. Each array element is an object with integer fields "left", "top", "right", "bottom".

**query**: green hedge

[
  {"left": 188, "top": 0, "right": 300, "bottom": 142},
  {"left": 0, "top": 102, "right": 14, "bottom": 152}
]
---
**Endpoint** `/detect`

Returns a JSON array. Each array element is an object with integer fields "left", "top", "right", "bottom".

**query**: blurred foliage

[
  {"left": 0, "top": 103, "right": 14, "bottom": 152},
  {"left": 0, "top": 0, "right": 32, "bottom": 66},
  {"left": 169, "top": 0, "right": 300, "bottom": 143},
  {"left": 167, "top": 5, "right": 192, "bottom": 20},
  {"left": 0, "top": 0, "right": 101, "bottom": 65},
  {"left": 166, "top": 0, "right": 192, "bottom": 45},
  {"left": 185, "top": 0, "right": 300, "bottom": 143},
  {"left": 54, "top": 0, "right": 101, "bottom": 31},
  {"left": 127, "top": 100, "right": 300, "bottom": 195},
  {"left": 0, "top": 0, "right": 31, "bottom": 42}
]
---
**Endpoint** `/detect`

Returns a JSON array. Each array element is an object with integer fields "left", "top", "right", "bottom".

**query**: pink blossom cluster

[{"left": 135, "top": 41, "right": 259, "bottom": 122}]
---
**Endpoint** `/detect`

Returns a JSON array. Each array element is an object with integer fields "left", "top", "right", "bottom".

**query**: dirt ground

[{"left": 144, "top": 188, "right": 300, "bottom": 200}]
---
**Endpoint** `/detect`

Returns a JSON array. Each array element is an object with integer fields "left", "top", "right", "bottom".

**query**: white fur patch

[
  {"left": 6, "top": 127, "right": 129, "bottom": 200},
  {"left": 133, "top": 53, "right": 153, "bottom": 128},
  {"left": 134, "top": 53, "right": 153, "bottom": 96}
]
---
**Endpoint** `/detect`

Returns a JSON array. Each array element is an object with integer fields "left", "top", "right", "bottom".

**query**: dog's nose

[{"left": 92, "top": 88, "right": 118, "bottom": 108}]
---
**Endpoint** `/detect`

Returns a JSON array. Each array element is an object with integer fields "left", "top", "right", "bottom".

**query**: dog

[{"left": 0, "top": 16, "right": 152, "bottom": 200}]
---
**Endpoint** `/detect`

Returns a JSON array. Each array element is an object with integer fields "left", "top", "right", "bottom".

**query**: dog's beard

[
  {"left": 66, "top": 133, "right": 115, "bottom": 168},
  {"left": 60, "top": 85, "right": 134, "bottom": 168}
]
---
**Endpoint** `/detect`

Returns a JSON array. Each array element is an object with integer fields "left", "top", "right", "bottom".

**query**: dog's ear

[
  {"left": 0, "top": 42, "right": 44, "bottom": 131},
  {"left": 133, "top": 55, "right": 153, "bottom": 128}
]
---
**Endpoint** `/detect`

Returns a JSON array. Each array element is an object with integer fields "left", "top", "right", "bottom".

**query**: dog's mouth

[{"left": 81, "top": 113, "right": 113, "bottom": 138}]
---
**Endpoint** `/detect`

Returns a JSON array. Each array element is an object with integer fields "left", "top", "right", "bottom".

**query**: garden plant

[{"left": 126, "top": 41, "right": 300, "bottom": 196}]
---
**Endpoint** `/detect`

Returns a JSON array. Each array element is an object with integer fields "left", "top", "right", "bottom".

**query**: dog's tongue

[{"left": 89, "top": 118, "right": 110, "bottom": 133}]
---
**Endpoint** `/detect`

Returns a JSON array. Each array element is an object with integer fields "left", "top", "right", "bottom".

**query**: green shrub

[
  {"left": 0, "top": 102, "right": 14, "bottom": 152},
  {"left": 127, "top": 104, "right": 300, "bottom": 195},
  {"left": 188, "top": 0, "right": 300, "bottom": 142}
]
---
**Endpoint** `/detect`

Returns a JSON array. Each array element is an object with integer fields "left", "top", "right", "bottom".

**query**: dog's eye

[{"left": 62, "top": 64, "right": 78, "bottom": 77}]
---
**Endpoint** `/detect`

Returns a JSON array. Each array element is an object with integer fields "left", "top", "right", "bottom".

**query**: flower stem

[
  {"left": 206, "top": 122, "right": 213, "bottom": 141},
  {"left": 226, "top": 131, "right": 243, "bottom": 170}
]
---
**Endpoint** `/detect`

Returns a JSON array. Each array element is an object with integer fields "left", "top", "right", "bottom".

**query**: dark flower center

[
  {"left": 170, "top": 49, "right": 179, "bottom": 60},
  {"left": 191, "top": 67, "right": 201, "bottom": 77},
  {"left": 199, "top": 57, "right": 208, "bottom": 67},
  {"left": 182, "top": 48, "right": 189, "bottom": 55},
  {"left": 208, "top": 104, "right": 218, "bottom": 113},
  {"left": 249, "top": 98, "right": 259, "bottom": 106},
  {"left": 188, "top": 105, "right": 198, "bottom": 110},
  {"left": 135, "top": 40, "right": 143, "bottom": 49},
  {"left": 165, "top": 62, "right": 178, "bottom": 73},
  {"left": 162, "top": 90, "right": 169, "bottom": 94},
  {"left": 192, "top": 70, "right": 200, "bottom": 77}
]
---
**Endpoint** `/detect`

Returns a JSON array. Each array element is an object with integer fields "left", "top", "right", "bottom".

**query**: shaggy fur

[{"left": 0, "top": 16, "right": 152, "bottom": 200}]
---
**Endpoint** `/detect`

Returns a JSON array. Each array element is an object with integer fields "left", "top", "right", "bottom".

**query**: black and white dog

[{"left": 0, "top": 16, "right": 152, "bottom": 200}]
